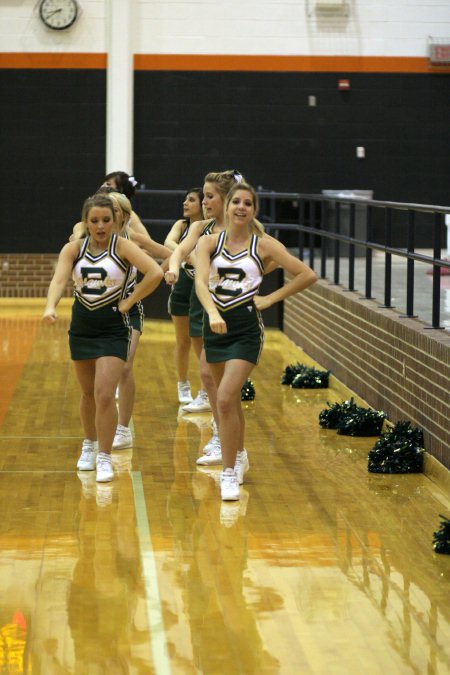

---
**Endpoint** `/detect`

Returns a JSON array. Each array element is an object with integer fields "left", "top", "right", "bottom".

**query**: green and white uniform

[
  {"left": 123, "top": 232, "right": 145, "bottom": 333},
  {"left": 69, "top": 234, "right": 132, "bottom": 361},
  {"left": 168, "top": 220, "right": 195, "bottom": 317},
  {"left": 203, "top": 230, "right": 265, "bottom": 364},
  {"left": 188, "top": 219, "right": 216, "bottom": 337}
]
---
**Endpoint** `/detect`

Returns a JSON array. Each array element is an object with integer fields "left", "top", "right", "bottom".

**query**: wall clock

[{"left": 39, "top": 0, "right": 79, "bottom": 31}]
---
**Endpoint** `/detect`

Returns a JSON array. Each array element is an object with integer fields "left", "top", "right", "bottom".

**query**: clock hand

[{"left": 45, "top": 9, "right": 62, "bottom": 17}]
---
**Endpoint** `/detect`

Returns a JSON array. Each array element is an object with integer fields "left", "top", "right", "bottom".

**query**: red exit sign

[{"left": 430, "top": 43, "right": 450, "bottom": 65}]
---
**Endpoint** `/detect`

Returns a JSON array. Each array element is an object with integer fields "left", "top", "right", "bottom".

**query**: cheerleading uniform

[
  {"left": 168, "top": 220, "right": 195, "bottom": 317},
  {"left": 203, "top": 230, "right": 265, "bottom": 364},
  {"left": 188, "top": 219, "right": 217, "bottom": 338},
  {"left": 69, "top": 234, "right": 132, "bottom": 361},
  {"left": 123, "top": 232, "right": 145, "bottom": 333}
]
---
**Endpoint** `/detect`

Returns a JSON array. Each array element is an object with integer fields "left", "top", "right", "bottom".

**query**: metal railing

[{"left": 135, "top": 188, "right": 450, "bottom": 330}]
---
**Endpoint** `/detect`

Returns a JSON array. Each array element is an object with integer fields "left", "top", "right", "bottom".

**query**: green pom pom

[
  {"left": 319, "top": 398, "right": 359, "bottom": 429},
  {"left": 433, "top": 514, "right": 450, "bottom": 554},
  {"left": 319, "top": 398, "right": 385, "bottom": 436},
  {"left": 281, "top": 363, "right": 305, "bottom": 385},
  {"left": 368, "top": 421, "right": 424, "bottom": 473},
  {"left": 282, "top": 363, "right": 330, "bottom": 388},
  {"left": 241, "top": 379, "right": 255, "bottom": 401},
  {"left": 337, "top": 407, "right": 385, "bottom": 437},
  {"left": 292, "top": 367, "right": 330, "bottom": 389}
]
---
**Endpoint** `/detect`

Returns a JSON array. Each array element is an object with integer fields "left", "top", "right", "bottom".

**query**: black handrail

[{"left": 136, "top": 188, "right": 450, "bottom": 330}]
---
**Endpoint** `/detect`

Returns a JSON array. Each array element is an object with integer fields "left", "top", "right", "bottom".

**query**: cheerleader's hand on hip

[
  {"left": 118, "top": 298, "right": 131, "bottom": 314},
  {"left": 254, "top": 295, "right": 272, "bottom": 311},
  {"left": 208, "top": 309, "right": 227, "bottom": 334},
  {"left": 164, "top": 270, "right": 178, "bottom": 286}
]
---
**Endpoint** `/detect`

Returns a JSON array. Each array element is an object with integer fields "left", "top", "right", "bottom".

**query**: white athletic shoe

[
  {"left": 112, "top": 424, "right": 133, "bottom": 450},
  {"left": 196, "top": 435, "right": 222, "bottom": 465},
  {"left": 234, "top": 449, "right": 250, "bottom": 485},
  {"left": 220, "top": 468, "right": 240, "bottom": 501},
  {"left": 181, "top": 390, "right": 211, "bottom": 413},
  {"left": 177, "top": 380, "right": 193, "bottom": 404},
  {"left": 96, "top": 452, "right": 114, "bottom": 483},
  {"left": 77, "top": 439, "right": 98, "bottom": 471}
]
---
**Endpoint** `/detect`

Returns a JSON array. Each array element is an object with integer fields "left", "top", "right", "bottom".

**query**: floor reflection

[
  {"left": 67, "top": 450, "right": 152, "bottom": 674},
  {"left": 165, "top": 418, "right": 280, "bottom": 674}
]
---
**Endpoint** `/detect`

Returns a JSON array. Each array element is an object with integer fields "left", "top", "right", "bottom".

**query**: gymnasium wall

[
  {"left": 284, "top": 279, "right": 450, "bottom": 470},
  {"left": 1, "top": 1, "right": 450, "bottom": 254}
]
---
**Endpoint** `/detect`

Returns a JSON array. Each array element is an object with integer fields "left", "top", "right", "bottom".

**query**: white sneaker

[
  {"left": 196, "top": 435, "right": 222, "bottom": 465},
  {"left": 181, "top": 390, "right": 211, "bottom": 413},
  {"left": 96, "top": 452, "right": 114, "bottom": 482},
  {"left": 221, "top": 468, "right": 240, "bottom": 501},
  {"left": 177, "top": 380, "right": 193, "bottom": 404},
  {"left": 112, "top": 424, "right": 133, "bottom": 450},
  {"left": 234, "top": 449, "right": 249, "bottom": 485},
  {"left": 77, "top": 439, "right": 98, "bottom": 471}
]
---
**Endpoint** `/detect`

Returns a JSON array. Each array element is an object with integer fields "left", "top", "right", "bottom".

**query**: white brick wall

[{"left": 1, "top": 0, "right": 450, "bottom": 57}]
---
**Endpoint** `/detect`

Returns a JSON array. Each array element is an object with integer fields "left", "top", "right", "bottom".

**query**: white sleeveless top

[
  {"left": 208, "top": 230, "right": 264, "bottom": 311},
  {"left": 72, "top": 234, "right": 132, "bottom": 310}
]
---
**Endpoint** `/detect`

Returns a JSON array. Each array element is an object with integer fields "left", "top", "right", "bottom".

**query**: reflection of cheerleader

[
  {"left": 187, "top": 472, "right": 279, "bottom": 674},
  {"left": 68, "top": 469, "right": 147, "bottom": 673}
]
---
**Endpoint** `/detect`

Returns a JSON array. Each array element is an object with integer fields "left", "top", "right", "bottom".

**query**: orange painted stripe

[
  {"left": 134, "top": 53, "right": 449, "bottom": 74},
  {"left": 0, "top": 51, "right": 449, "bottom": 73},
  {"left": 0, "top": 320, "right": 40, "bottom": 429},
  {"left": 0, "top": 52, "right": 106, "bottom": 69}
]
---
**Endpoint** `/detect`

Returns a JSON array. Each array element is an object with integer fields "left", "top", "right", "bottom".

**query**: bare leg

[
  {"left": 94, "top": 356, "right": 126, "bottom": 454},
  {"left": 118, "top": 329, "right": 140, "bottom": 427},
  {"left": 73, "top": 360, "right": 97, "bottom": 440},
  {"left": 208, "top": 359, "right": 254, "bottom": 469},
  {"left": 199, "top": 347, "right": 219, "bottom": 428},
  {"left": 191, "top": 335, "right": 203, "bottom": 361},
  {"left": 171, "top": 315, "right": 191, "bottom": 381}
]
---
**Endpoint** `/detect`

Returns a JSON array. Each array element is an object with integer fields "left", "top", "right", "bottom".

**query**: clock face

[{"left": 39, "top": 0, "right": 78, "bottom": 31}]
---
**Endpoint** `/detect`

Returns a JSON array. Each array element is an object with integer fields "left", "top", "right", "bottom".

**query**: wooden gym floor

[{"left": 0, "top": 298, "right": 449, "bottom": 675}]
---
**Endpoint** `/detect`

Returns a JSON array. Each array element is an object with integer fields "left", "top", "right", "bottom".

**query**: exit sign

[{"left": 429, "top": 42, "right": 450, "bottom": 65}]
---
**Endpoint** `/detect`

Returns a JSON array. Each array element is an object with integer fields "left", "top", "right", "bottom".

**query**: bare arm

[
  {"left": 69, "top": 221, "right": 85, "bottom": 242},
  {"left": 42, "top": 241, "right": 80, "bottom": 322},
  {"left": 195, "top": 236, "right": 227, "bottom": 334},
  {"left": 116, "top": 238, "right": 164, "bottom": 313},
  {"left": 128, "top": 230, "right": 171, "bottom": 260},
  {"left": 165, "top": 220, "right": 207, "bottom": 285},
  {"left": 129, "top": 211, "right": 151, "bottom": 238},
  {"left": 164, "top": 219, "right": 185, "bottom": 252},
  {"left": 254, "top": 236, "right": 317, "bottom": 311}
]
